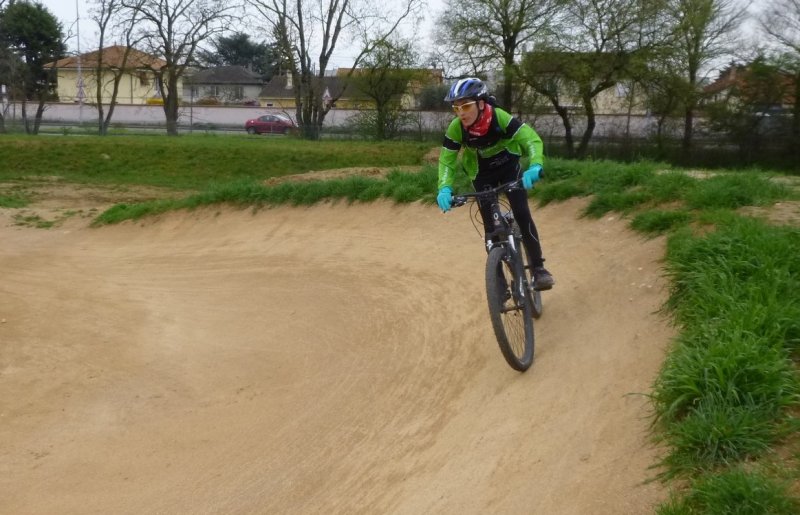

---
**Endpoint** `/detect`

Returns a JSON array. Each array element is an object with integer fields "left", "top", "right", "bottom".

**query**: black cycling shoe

[{"left": 533, "top": 267, "right": 555, "bottom": 291}]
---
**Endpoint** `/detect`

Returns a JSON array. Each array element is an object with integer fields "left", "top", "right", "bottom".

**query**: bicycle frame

[
  {"left": 452, "top": 179, "right": 523, "bottom": 250},
  {"left": 452, "top": 179, "right": 531, "bottom": 289}
]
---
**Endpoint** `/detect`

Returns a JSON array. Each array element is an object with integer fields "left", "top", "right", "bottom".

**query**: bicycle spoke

[{"left": 486, "top": 247, "right": 534, "bottom": 371}]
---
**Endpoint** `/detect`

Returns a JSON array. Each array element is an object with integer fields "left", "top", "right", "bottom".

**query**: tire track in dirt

[{"left": 0, "top": 198, "right": 671, "bottom": 513}]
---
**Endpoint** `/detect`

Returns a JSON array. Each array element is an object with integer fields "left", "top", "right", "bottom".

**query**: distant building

[
  {"left": 47, "top": 46, "right": 171, "bottom": 105},
  {"left": 257, "top": 75, "right": 369, "bottom": 109},
  {"left": 257, "top": 68, "right": 445, "bottom": 110},
  {"left": 183, "top": 66, "right": 264, "bottom": 105},
  {"left": 704, "top": 63, "right": 796, "bottom": 112}
]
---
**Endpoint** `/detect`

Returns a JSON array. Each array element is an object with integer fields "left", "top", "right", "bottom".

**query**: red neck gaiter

[{"left": 467, "top": 104, "right": 493, "bottom": 137}]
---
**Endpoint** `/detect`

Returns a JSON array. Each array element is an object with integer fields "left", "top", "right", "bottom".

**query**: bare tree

[
  {"left": 668, "top": 0, "right": 749, "bottom": 153},
  {"left": 122, "top": 0, "right": 238, "bottom": 135},
  {"left": 434, "top": 0, "right": 562, "bottom": 109},
  {"left": 760, "top": 0, "right": 800, "bottom": 136},
  {"left": 90, "top": 0, "right": 143, "bottom": 135},
  {"left": 247, "top": 0, "right": 423, "bottom": 140},
  {"left": 761, "top": 0, "right": 800, "bottom": 52}
]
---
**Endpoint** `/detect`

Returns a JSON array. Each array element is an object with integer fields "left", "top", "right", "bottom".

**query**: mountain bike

[{"left": 451, "top": 179, "right": 543, "bottom": 372}]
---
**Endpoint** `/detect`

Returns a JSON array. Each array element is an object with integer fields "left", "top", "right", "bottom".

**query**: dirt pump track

[{"left": 1, "top": 196, "right": 673, "bottom": 513}]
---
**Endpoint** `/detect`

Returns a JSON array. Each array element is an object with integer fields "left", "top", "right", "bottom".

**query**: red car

[{"left": 245, "top": 114, "right": 296, "bottom": 135}]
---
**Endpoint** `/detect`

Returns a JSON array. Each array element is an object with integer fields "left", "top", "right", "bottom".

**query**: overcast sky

[
  {"left": 34, "top": 0, "right": 770, "bottom": 75},
  {"left": 34, "top": 0, "right": 445, "bottom": 70}
]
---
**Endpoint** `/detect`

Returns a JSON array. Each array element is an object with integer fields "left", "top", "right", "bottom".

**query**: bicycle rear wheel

[{"left": 485, "top": 246, "right": 534, "bottom": 371}]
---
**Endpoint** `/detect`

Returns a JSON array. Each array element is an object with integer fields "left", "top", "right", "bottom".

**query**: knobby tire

[
  {"left": 485, "top": 246, "right": 534, "bottom": 371},
  {"left": 513, "top": 221, "right": 543, "bottom": 320}
]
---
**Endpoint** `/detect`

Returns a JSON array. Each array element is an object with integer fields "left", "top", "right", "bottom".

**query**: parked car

[{"left": 245, "top": 114, "right": 296, "bottom": 135}]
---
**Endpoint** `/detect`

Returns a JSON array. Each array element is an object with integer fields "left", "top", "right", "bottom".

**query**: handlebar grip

[{"left": 451, "top": 195, "right": 467, "bottom": 208}]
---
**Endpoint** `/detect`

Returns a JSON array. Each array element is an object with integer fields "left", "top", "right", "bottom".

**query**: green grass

[
  {"left": 0, "top": 183, "right": 33, "bottom": 208},
  {"left": 584, "top": 190, "right": 653, "bottom": 217},
  {"left": 631, "top": 210, "right": 693, "bottom": 235},
  {"left": 663, "top": 219, "right": 800, "bottom": 354},
  {"left": 657, "top": 467, "right": 799, "bottom": 514},
  {"left": 92, "top": 166, "right": 445, "bottom": 225},
  {"left": 647, "top": 216, "right": 800, "bottom": 504},
  {"left": 13, "top": 213, "right": 56, "bottom": 228},
  {"left": 684, "top": 173, "right": 792, "bottom": 210},
  {"left": 0, "top": 194, "right": 29, "bottom": 208},
  {"left": 0, "top": 134, "right": 431, "bottom": 190}
]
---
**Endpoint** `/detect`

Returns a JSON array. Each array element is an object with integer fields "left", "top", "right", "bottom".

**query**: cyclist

[{"left": 437, "top": 77, "right": 554, "bottom": 290}]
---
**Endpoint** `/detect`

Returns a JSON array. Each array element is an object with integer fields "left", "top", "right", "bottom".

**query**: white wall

[{"left": 2, "top": 102, "right": 686, "bottom": 138}]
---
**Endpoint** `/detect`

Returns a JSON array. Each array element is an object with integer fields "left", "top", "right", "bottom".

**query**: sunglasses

[{"left": 452, "top": 101, "right": 477, "bottom": 113}]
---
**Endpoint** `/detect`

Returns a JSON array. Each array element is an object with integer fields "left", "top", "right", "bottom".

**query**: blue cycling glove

[
  {"left": 522, "top": 164, "right": 543, "bottom": 190},
  {"left": 437, "top": 186, "right": 453, "bottom": 212}
]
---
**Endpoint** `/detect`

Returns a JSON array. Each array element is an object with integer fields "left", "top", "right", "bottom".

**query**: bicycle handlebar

[{"left": 451, "top": 179, "right": 524, "bottom": 208}]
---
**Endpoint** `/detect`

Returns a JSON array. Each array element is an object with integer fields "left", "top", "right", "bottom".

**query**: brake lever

[{"left": 451, "top": 195, "right": 467, "bottom": 208}]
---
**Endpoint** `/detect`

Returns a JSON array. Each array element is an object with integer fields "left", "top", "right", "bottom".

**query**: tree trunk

[
  {"left": 624, "top": 83, "right": 635, "bottom": 140},
  {"left": 682, "top": 106, "right": 693, "bottom": 155},
  {"left": 21, "top": 99, "right": 30, "bottom": 134},
  {"left": 554, "top": 105, "right": 574, "bottom": 158},
  {"left": 97, "top": 104, "right": 107, "bottom": 135},
  {"left": 163, "top": 77, "right": 180, "bottom": 136},
  {"left": 792, "top": 70, "right": 800, "bottom": 138},
  {"left": 306, "top": 99, "right": 322, "bottom": 140},
  {"left": 295, "top": 76, "right": 323, "bottom": 140},
  {"left": 577, "top": 95, "right": 596, "bottom": 158},
  {"left": 102, "top": 102, "right": 118, "bottom": 136},
  {"left": 100, "top": 63, "right": 131, "bottom": 135},
  {"left": 310, "top": 106, "right": 323, "bottom": 140},
  {"left": 96, "top": 48, "right": 106, "bottom": 135},
  {"left": 375, "top": 104, "right": 386, "bottom": 140},
  {"left": 656, "top": 115, "right": 668, "bottom": 155},
  {"left": 32, "top": 97, "right": 46, "bottom": 135},
  {"left": 502, "top": 57, "right": 514, "bottom": 109},
  {"left": 303, "top": 101, "right": 320, "bottom": 140}
]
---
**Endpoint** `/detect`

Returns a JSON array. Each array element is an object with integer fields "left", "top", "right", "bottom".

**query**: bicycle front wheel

[
  {"left": 512, "top": 221, "right": 543, "bottom": 319},
  {"left": 485, "top": 246, "right": 534, "bottom": 371}
]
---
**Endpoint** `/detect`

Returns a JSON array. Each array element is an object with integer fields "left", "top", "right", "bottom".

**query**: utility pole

[
  {"left": 1, "top": 84, "right": 7, "bottom": 125},
  {"left": 76, "top": 0, "right": 83, "bottom": 125}
]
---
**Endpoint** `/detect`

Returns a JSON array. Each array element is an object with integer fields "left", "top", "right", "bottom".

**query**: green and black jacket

[{"left": 437, "top": 107, "right": 544, "bottom": 190}]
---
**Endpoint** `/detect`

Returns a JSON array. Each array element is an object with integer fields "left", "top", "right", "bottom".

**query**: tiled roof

[
  {"left": 186, "top": 65, "right": 263, "bottom": 85},
  {"left": 703, "top": 66, "right": 744, "bottom": 95},
  {"left": 47, "top": 45, "right": 166, "bottom": 69},
  {"left": 258, "top": 75, "right": 349, "bottom": 98},
  {"left": 703, "top": 65, "right": 796, "bottom": 103},
  {"left": 336, "top": 67, "right": 444, "bottom": 83}
]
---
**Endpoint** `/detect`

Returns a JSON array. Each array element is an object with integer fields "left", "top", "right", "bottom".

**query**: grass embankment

[
  {"left": 0, "top": 133, "right": 432, "bottom": 195},
  {"left": 538, "top": 160, "right": 800, "bottom": 513},
  {"left": 93, "top": 168, "right": 445, "bottom": 225},
  {"left": 3, "top": 135, "right": 799, "bottom": 511}
]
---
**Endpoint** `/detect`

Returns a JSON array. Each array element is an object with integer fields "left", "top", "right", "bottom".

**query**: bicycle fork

[{"left": 491, "top": 244, "right": 528, "bottom": 314}]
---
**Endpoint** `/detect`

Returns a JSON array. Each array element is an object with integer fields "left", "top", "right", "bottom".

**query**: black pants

[{"left": 473, "top": 163, "right": 545, "bottom": 268}]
